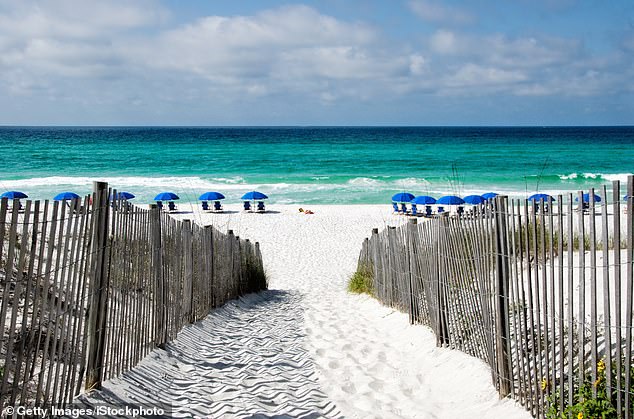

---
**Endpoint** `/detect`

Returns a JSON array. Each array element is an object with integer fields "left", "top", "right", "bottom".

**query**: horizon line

[{"left": 1, "top": 124, "right": 633, "bottom": 129}]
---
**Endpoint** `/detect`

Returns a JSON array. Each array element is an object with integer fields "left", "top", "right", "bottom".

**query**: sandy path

[{"left": 78, "top": 205, "right": 530, "bottom": 418}]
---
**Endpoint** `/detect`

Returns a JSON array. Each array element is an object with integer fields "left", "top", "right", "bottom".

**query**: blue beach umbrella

[
  {"left": 111, "top": 191, "right": 135, "bottom": 200},
  {"left": 54, "top": 192, "right": 80, "bottom": 201},
  {"left": 1, "top": 191, "right": 28, "bottom": 199},
  {"left": 391, "top": 192, "right": 415, "bottom": 203},
  {"left": 624, "top": 195, "right": 631, "bottom": 201},
  {"left": 437, "top": 195, "right": 465, "bottom": 205},
  {"left": 575, "top": 193, "right": 601, "bottom": 203},
  {"left": 528, "top": 193, "right": 555, "bottom": 202},
  {"left": 482, "top": 192, "right": 498, "bottom": 200},
  {"left": 463, "top": 195, "right": 485, "bottom": 205},
  {"left": 199, "top": 191, "right": 226, "bottom": 201},
  {"left": 154, "top": 192, "right": 180, "bottom": 201},
  {"left": 241, "top": 191, "right": 268, "bottom": 200},
  {"left": 411, "top": 195, "right": 436, "bottom": 205}
]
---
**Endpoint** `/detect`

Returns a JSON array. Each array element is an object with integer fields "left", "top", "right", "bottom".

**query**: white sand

[{"left": 78, "top": 204, "right": 531, "bottom": 418}]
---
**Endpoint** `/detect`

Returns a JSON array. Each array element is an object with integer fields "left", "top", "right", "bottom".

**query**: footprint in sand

[
  {"left": 368, "top": 380, "right": 384, "bottom": 392},
  {"left": 341, "top": 381, "right": 356, "bottom": 394}
]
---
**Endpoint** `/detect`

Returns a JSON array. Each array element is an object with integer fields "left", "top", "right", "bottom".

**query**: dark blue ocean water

[{"left": 0, "top": 126, "right": 632, "bottom": 203}]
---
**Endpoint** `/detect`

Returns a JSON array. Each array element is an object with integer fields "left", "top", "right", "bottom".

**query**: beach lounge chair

[
  {"left": 392, "top": 202, "right": 399, "bottom": 213},
  {"left": 168, "top": 201, "right": 177, "bottom": 212},
  {"left": 457, "top": 206, "right": 464, "bottom": 216},
  {"left": 410, "top": 204, "right": 418, "bottom": 216},
  {"left": 256, "top": 201, "right": 265, "bottom": 213},
  {"left": 201, "top": 201, "right": 210, "bottom": 211},
  {"left": 425, "top": 206, "right": 433, "bottom": 217},
  {"left": 400, "top": 203, "right": 408, "bottom": 214},
  {"left": 156, "top": 201, "right": 163, "bottom": 210},
  {"left": 437, "top": 206, "right": 445, "bottom": 214},
  {"left": 243, "top": 201, "right": 251, "bottom": 211},
  {"left": 213, "top": 201, "right": 223, "bottom": 212}
]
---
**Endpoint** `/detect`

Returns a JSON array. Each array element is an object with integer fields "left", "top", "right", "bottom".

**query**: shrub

[{"left": 348, "top": 264, "right": 374, "bottom": 295}]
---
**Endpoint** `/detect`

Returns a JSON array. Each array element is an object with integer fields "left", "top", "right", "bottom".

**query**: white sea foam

[
  {"left": 558, "top": 172, "right": 632, "bottom": 182},
  {"left": 602, "top": 173, "right": 632, "bottom": 183},
  {"left": 582, "top": 172, "right": 599, "bottom": 179},
  {"left": 399, "top": 177, "right": 431, "bottom": 188},
  {"left": 346, "top": 177, "right": 381, "bottom": 186},
  {"left": 210, "top": 176, "right": 245, "bottom": 184}
]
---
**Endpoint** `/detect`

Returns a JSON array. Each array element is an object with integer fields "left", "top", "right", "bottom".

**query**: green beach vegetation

[{"left": 348, "top": 263, "right": 374, "bottom": 295}]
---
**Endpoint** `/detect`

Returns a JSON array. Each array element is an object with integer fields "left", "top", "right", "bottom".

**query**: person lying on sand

[{"left": 298, "top": 208, "right": 314, "bottom": 214}]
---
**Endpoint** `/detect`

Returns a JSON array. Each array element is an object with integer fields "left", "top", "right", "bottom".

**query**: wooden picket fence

[
  {"left": 358, "top": 177, "right": 634, "bottom": 418},
  {"left": 0, "top": 181, "right": 266, "bottom": 408}
]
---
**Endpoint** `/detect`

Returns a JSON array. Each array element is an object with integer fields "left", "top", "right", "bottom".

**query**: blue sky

[{"left": 0, "top": 0, "right": 632, "bottom": 125}]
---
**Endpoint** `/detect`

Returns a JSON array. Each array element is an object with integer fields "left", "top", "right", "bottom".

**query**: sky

[{"left": 0, "top": 0, "right": 632, "bottom": 126}]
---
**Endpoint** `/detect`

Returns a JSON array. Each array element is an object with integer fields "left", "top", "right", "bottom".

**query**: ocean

[{"left": 0, "top": 126, "right": 632, "bottom": 204}]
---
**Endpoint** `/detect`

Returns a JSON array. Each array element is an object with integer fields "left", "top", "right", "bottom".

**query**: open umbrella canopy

[
  {"left": 624, "top": 195, "right": 631, "bottom": 201},
  {"left": 482, "top": 192, "right": 498, "bottom": 200},
  {"left": 1, "top": 191, "right": 28, "bottom": 199},
  {"left": 199, "top": 191, "right": 226, "bottom": 201},
  {"left": 111, "top": 191, "right": 135, "bottom": 200},
  {"left": 241, "top": 191, "right": 268, "bottom": 200},
  {"left": 54, "top": 192, "right": 80, "bottom": 201},
  {"left": 463, "top": 195, "right": 485, "bottom": 205},
  {"left": 528, "top": 193, "right": 555, "bottom": 202},
  {"left": 391, "top": 192, "right": 415, "bottom": 203},
  {"left": 576, "top": 193, "right": 601, "bottom": 203},
  {"left": 411, "top": 195, "right": 436, "bottom": 205},
  {"left": 437, "top": 195, "right": 465, "bottom": 205},
  {"left": 154, "top": 192, "right": 179, "bottom": 201}
]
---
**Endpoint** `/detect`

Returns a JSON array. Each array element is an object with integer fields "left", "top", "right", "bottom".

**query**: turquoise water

[{"left": 0, "top": 126, "right": 632, "bottom": 204}]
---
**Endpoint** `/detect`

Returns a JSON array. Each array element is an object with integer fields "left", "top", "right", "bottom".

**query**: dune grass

[{"left": 348, "top": 263, "right": 374, "bottom": 295}]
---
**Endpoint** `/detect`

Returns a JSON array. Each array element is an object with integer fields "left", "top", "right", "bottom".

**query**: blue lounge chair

[
  {"left": 243, "top": 201, "right": 251, "bottom": 211},
  {"left": 457, "top": 206, "right": 464, "bottom": 216},
  {"left": 214, "top": 201, "right": 223, "bottom": 212},
  {"left": 411, "top": 204, "right": 418, "bottom": 216},
  {"left": 400, "top": 203, "right": 408, "bottom": 214},
  {"left": 425, "top": 205, "right": 433, "bottom": 217},
  {"left": 437, "top": 206, "right": 445, "bottom": 214},
  {"left": 156, "top": 201, "right": 163, "bottom": 210},
  {"left": 392, "top": 202, "right": 399, "bottom": 213},
  {"left": 168, "top": 201, "right": 177, "bottom": 212},
  {"left": 201, "top": 201, "right": 210, "bottom": 211},
  {"left": 257, "top": 201, "right": 265, "bottom": 213}
]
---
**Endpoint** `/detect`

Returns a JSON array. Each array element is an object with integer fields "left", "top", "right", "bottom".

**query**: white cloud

[
  {"left": 430, "top": 30, "right": 460, "bottom": 54},
  {"left": 141, "top": 5, "right": 378, "bottom": 76},
  {"left": 409, "top": 54, "right": 426, "bottom": 75},
  {"left": 0, "top": 0, "right": 167, "bottom": 40},
  {"left": 121, "top": 5, "right": 407, "bottom": 97},
  {"left": 446, "top": 63, "right": 527, "bottom": 88},
  {"left": 408, "top": 0, "right": 474, "bottom": 25}
]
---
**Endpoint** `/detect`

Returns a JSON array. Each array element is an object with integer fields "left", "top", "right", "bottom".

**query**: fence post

[
  {"left": 85, "top": 181, "right": 110, "bottom": 391},
  {"left": 150, "top": 204, "right": 166, "bottom": 348},
  {"left": 406, "top": 218, "right": 417, "bottom": 324},
  {"left": 493, "top": 195, "right": 512, "bottom": 397},
  {"left": 435, "top": 218, "right": 450, "bottom": 346},
  {"left": 182, "top": 220, "right": 193, "bottom": 324},
  {"left": 371, "top": 228, "right": 379, "bottom": 300}
]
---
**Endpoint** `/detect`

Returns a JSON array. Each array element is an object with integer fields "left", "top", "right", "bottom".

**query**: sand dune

[{"left": 77, "top": 204, "right": 530, "bottom": 418}]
